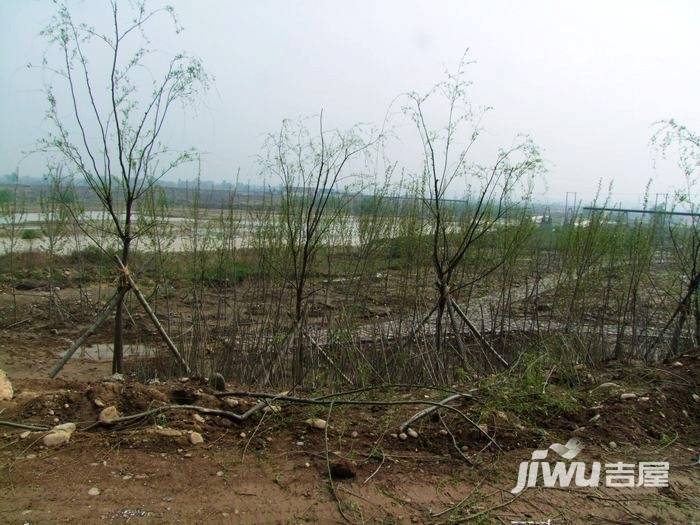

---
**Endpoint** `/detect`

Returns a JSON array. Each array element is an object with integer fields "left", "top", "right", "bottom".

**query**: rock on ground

[
  {"left": 329, "top": 460, "right": 356, "bottom": 480},
  {"left": 43, "top": 430, "right": 72, "bottom": 447},
  {"left": 0, "top": 369, "right": 13, "bottom": 401},
  {"left": 188, "top": 431, "right": 204, "bottom": 445},
  {"left": 98, "top": 406, "right": 120, "bottom": 423},
  {"left": 210, "top": 373, "right": 226, "bottom": 391}
]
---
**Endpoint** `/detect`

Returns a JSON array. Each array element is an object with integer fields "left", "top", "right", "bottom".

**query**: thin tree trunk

[
  {"left": 694, "top": 291, "right": 700, "bottom": 347},
  {"left": 113, "top": 237, "right": 131, "bottom": 374}
]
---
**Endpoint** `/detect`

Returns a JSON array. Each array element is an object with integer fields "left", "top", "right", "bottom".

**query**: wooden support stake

[
  {"left": 126, "top": 273, "right": 192, "bottom": 376},
  {"left": 450, "top": 297, "right": 508, "bottom": 367},
  {"left": 49, "top": 288, "right": 126, "bottom": 378}
]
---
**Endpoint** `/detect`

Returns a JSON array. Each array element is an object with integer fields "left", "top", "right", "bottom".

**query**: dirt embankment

[{"left": 0, "top": 338, "right": 699, "bottom": 523}]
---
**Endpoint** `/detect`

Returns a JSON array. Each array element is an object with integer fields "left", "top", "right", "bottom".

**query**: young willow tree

[
  {"left": 403, "top": 57, "right": 543, "bottom": 370},
  {"left": 262, "top": 115, "right": 374, "bottom": 384},
  {"left": 649, "top": 120, "right": 700, "bottom": 358},
  {"left": 41, "top": 0, "right": 209, "bottom": 374}
]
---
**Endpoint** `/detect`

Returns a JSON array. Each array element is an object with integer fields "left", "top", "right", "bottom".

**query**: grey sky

[{"left": 1, "top": 0, "right": 698, "bottom": 204}]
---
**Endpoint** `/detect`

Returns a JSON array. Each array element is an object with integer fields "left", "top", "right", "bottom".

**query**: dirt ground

[{"left": 0, "top": 286, "right": 699, "bottom": 524}]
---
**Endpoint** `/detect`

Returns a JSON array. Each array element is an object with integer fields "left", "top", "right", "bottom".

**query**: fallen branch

[
  {"left": 88, "top": 390, "right": 288, "bottom": 430},
  {"left": 398, "top": 393, "right": 464, "bottom": 432},
  {"left": 213, "top": 390, "right": 498, "bottom": 454},
  {"left": 0, "top": 420, "right": 51, "bottom": 431},
  {"left": 324, "top": 401, "right": 356, "bottom": 523},
  {"left": 314, "top": 383, "right": 466, "bottom": 400},
  {"left": 2, "top": 318, "right": 30, "bottom": 330},
  {"left": 87, "top": 404, "right": 250, "bottom": 429},
  {"left": 435, "top": 488, "right": 526, "bottom": 523}
]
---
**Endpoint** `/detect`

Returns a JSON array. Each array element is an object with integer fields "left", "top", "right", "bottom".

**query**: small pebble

[{"left": 88, "top": 487, "right": 100, "bottom": 496}]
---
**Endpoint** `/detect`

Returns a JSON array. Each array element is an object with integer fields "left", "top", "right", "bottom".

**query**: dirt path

[{"left": 2, "top": 435, "right": 698, "bottom": 524}]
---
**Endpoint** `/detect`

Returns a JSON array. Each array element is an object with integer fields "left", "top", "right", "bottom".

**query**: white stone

[
  {"left": 43, "top": 430, "right": 71, "bottom": 447},
  {"left": 306, "top": 418, "right": 327, "bottom": 430},
  {"left": 88, "top": 487, "right": 100, "bottom": 496},
  {"left": 53, "top": 422, "right": 76, "bottom": 434},
  {"left": 406, "top": 428, "right": 419, "bottom": 439},
  {"left": 151, "top": 428, "right": 183, "bottom": 437},
  {"left": 620, "top": 393, "right": 637, "bottom": 400},
  {"left": 188, "top": 432, "right": 204, "bottom": 445},
  {"left": 0, "top": 369, "right": 13, "bottom": 401}
]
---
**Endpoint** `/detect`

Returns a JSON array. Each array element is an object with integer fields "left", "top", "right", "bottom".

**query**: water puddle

[{"left": 62, "top": 343, "right": 155, "bottom": 361}]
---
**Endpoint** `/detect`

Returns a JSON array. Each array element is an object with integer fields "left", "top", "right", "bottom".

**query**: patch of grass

[
  {"left": 20, "top": 228, "right": 42, "bottom": 241},
  {"left": 476, "top": 350, "right": 584, "bottom": 425},
  {"left": 197, "top": 258, "right": 252, "bottom": 285}
]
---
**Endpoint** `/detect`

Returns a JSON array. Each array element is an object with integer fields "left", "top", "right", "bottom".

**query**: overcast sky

[{"left": 1, "top": 0, "right": 698, "bottom": 205}]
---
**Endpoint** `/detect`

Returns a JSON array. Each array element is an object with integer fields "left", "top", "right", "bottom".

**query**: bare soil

[{"left": 0, "top": 285, "right": 699, "bottom": 524}]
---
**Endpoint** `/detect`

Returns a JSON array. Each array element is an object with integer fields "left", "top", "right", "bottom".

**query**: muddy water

[{"left": 61, "top": 343, "right": 156, "bottom": 361}]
